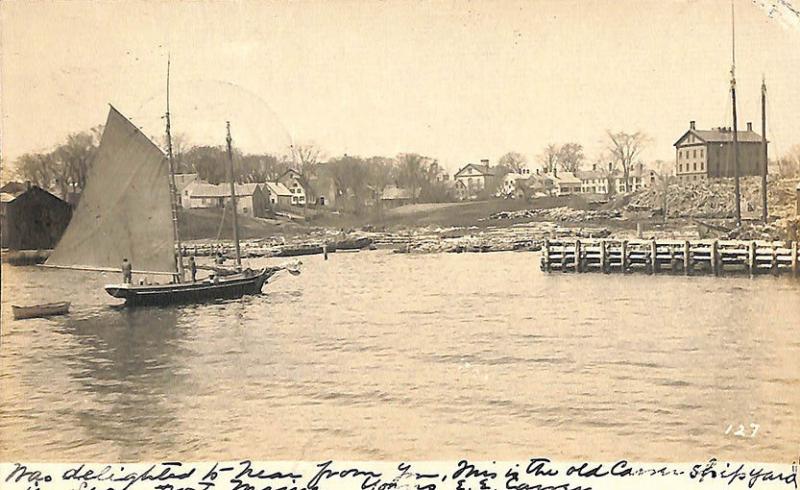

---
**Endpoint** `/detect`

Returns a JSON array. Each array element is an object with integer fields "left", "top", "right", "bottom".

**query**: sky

[{"left": 1, "top": 0, "right": 799, "bottom": 176}]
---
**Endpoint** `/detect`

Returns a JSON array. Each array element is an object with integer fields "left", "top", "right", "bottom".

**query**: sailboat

[{"left": 44, "top": 105, "right": 300, "bottom": 306}]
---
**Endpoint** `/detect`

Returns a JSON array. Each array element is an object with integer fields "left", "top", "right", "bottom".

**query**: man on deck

[
  {"left": 189, "top": 256, "right": 197, "bottom": 282},
  {"left": 122, "top": 258, "right": 132, "bottom": 284}
]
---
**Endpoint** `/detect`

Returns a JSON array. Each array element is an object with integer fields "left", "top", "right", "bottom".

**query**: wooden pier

[{"left": 541, "top": 238, "right": 799, "bottom": 277}]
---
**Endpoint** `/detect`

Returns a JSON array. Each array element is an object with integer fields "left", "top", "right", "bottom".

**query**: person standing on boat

[
  {"left": 189, "top": 256, "right": 197, "bottom": 282},
  {"left": 121, "top": 258, "right": 132, "bottom": 284}
]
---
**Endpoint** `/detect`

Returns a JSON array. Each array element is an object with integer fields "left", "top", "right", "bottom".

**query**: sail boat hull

[{"left": 104, "top": 267, "right": 277, "bottom": 306}]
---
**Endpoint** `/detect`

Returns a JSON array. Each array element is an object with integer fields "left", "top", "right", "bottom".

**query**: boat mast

[
  {"left": 165, "top": 55, "right": 185, "bottom": 281},
  {"left": 226, "top": 121, "right": 242, "bottom": 269},
  {"left": 761, "top": 76, "right": 768, "bottom": 222},
  {"left": 730, "top": 0, "right": 742, "bottom": 226}
]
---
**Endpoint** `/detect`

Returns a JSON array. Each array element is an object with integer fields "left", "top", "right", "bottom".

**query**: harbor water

[{"left": 1, "top": 250, "right": 798, "bottom": 462}]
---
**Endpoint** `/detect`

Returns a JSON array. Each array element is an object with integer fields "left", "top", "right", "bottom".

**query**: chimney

[
  {"left": 608, "top": 162, "right": 613, "bottom": 172},
  {"left": 536, "top": 168, "right": 540, "bottom": 175},
  {"left": 690, "top": 120, "right": 696, "bottom": 130},
  {"left": 747, "top": 122, "right": 752, "bottom": 131},
  {"left": 480, "top": 158, "right": 489, "bottom": 168},
  {"left": 25, "top": 180, "right": 32, "bottom": 190},
  {"left": 592, "top": 163, "right": 597, "bottom": 171}
]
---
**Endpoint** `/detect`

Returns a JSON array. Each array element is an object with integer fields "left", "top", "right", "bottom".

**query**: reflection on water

[{"left": 1, "top": 251, "right": 799, "bottom": 462}]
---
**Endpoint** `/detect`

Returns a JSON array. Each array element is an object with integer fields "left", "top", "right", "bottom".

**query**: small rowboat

[{"left": 12, "top": 301, "right": 71, "bottom": 320}]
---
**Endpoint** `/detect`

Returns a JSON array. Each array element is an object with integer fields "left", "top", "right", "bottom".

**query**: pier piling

[{"left": 541, "top": 238, "right": 798, "bottom": 278}]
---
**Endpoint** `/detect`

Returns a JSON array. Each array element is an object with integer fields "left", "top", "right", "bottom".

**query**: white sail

[{"left": 46, "top": 106, "right": 177, "bottom": 273}]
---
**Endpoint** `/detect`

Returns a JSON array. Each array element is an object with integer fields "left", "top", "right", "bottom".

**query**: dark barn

[{"left": 1, "top": 186, "right": 72, "bottom": 250}]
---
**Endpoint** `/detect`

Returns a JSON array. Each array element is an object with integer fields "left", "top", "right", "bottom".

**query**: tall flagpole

[
  {"left": 730, "top": 0, "right": 742, "bottom": 226},
  {"left": 165, "top": 55, "right": 185, "bottom": 281}
]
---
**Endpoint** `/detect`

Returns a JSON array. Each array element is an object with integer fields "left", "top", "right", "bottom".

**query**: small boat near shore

[{"left": 12, "top": 301, "right": 70, "bottom": 320}]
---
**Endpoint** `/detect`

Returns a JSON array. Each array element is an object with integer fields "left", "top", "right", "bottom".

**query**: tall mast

[
  {"left": 165, "top": 55, "right": 185, "bottom": 281},
  {"left": 730, "top": 0, "right": 742, "bottom": 226},
  {"left": 761, "top": 76, "right": 768, "bottom": 222},
  {"left": 226, "top": 121, "right": 242, "bottom": 269}
]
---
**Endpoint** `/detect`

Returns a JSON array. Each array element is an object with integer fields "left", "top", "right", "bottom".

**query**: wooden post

[
  {"left": 650, "top": 239, "right": 658, "bottom": 274},
  {"left": 543, "top": 239, "right": 551, "bottom": 272},
  {"left": 574, "top": 240, "right": 582, "bottom": 273},
  {"left": 711, "top": 240, "right": 719, "bottom": 276},
  {"left": 621, "top": 240, "right": 628, "bottom": 272},
  {"left": 771, "top": 245, "right": 779, "bottom": 275},
  {"left": 683, "top": 240, "right": 691, "bottom": 275},
  {"left": 748, "top": 241, "right": 756, "bottom": 275},
  {"left": 792, "top": 241, "right": 798, "bottom": 277},
  {"left": 599, "top": 240, "right": 607, "bottom": 273}
]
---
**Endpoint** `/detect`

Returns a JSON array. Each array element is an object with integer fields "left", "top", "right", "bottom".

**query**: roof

[
  {"left": 280, "top": 168, "right": 302, "bottom": 179},
  {"left": 454, "top": 163, "right": 494, "bottom": 178},
  {"left": 264, "top": 182, "right": 293, "bottom": 197},
  {"left": 554, "top": 172, "right": 581, "bottom": 185},
  {"left": 1, "top": 192, "right": 17, "bottom": 203},
  {"left": 188, "top": 182, "right": 263, "bottom": 198},
  {"left": 0, "top": 181, "right": 27, "bottom": 194},
  {"left": 674, "top": 128, "right": 763, "bottom": 146},
  {"left": 173, "top": 173, "right": 197, "bottom": 192},
  {"left": 575, "top": 170, "right": 604, "bottom": 180},
  {"left": 503, "top": 172, "right": 527, "bottom": 181}
]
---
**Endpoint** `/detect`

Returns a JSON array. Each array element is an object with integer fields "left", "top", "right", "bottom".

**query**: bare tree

[
  {"left": 397, "top": 153, "right": 435, "bottom": 204},
  {"left": 650, "top": 160, "right": 675, "bottom": 222},
  {"left": 53, "top": 131, "right": 98, "bottom": 197},
  {"left": 606, "top": 130, "right": 650, "bottom": 192},
  {"left": 594, "top": 151, "right": 617, "bottom": 199},
  {"left": 498, "top": 152, "right": 528, "bottom": 173},
  {"left": 557, "top": 143, "right": 585, "bottom": 173},
  {"left": 15, "top": 152, "right": 60, "bottom": 190},
  {"left": 289, "top": 143, "right": 323, "bottom": 206},
  {"left": 776, "top": 144, "right": 800, "bottom": 178},
  {"left": 539, "top": 144, "right": 561, "bottom": 175}
]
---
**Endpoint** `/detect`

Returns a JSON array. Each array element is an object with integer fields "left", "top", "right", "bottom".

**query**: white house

[
  {"left": 453, "top": 160, "right": 495, "bottom": 200},
  {"left": 278, "top": 169, "right": 307, "bottom": 205},
  {"left": 499, "top": 172, "right": 528, "bottom": 197},
  {"left": 553, "top": 172, "right": 582, "bottom": 196}
]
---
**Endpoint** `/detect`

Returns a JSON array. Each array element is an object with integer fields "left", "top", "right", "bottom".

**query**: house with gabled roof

[
  {"left": 277, "top": 169, "right": 307, "bottom": 206},
  {"left": 184, "top": 181, "right": 267, "bottom": 217},
  {"left": 264, "top": 182, "right": 294, "bottom": 208},
  {"left": 674, "top": 120, "right": 766, "bottom": 183},
  {"left": 453, "top": 159, "right": 497, "bottom": 200}
]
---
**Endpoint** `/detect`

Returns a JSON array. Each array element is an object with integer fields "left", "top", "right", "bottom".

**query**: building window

[
  {"left": 693, "top": 162, "right": 697, "bottom": 171},
  {"left": 700, "top": 162, "right": 704, "bottom": 170},
  {"left": 700, "top": 149, "right": 704, "bottom": 158}
]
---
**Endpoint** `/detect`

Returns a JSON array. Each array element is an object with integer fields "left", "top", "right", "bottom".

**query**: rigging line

[{"left": 216, "top": 198, "right": 228, "bottom": 242}]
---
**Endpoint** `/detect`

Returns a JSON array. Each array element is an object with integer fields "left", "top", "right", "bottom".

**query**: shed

[{"left": 1, "top": 186, "right": 73, "bottom": 250}]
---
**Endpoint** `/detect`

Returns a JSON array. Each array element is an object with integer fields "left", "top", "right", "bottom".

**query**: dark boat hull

[{"left": 104, "top": 268, "right": 277, "bottom": 306}]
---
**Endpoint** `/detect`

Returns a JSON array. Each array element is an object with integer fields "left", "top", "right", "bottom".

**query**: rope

[{"left": 215, "top": 199, "right": 228, "bottom": 242}]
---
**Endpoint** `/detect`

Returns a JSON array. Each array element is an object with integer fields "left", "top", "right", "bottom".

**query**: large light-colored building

[
  {"left": 183, "top": 182, "right": 267, "bottom": 217},
  {"left": 674, "top": 120, "right": 765, "bottom": 183},
  {"left": 454, "top": 159, "right": 496, "bottom": 200}
]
